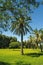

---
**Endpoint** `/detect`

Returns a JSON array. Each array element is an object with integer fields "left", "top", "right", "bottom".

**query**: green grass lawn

[{"left": 0, "top": 49, "right": 43, "bottom": 65}]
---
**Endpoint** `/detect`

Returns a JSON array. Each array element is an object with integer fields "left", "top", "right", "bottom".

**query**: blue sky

[{"left": 3, "top": 4, "right": 43, "bottom": 42}]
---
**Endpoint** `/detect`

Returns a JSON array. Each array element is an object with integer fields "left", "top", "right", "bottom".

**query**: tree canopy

[{"left": 0, "top": 0, "right": 41, "bottom": 32}]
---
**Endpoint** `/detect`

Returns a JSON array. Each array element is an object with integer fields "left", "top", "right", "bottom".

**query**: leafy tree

[
  {"left": 10, "top": 37, "right": 17, "bottom": 42},
  {"left": 9, "top": 42, "right": 20, "bottom": 49},
  {"left": 0, "top": 0, "right": 41, "bottom": 30},
  {"left": 0, "top": 34, "right": 10, "bottom": 48},
  {"left": 0, "top": 34, "right": 17, "bottom": 48}
]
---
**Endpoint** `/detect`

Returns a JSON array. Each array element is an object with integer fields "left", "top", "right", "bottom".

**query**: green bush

[{"left": 9, "top": 42, "right": 20, "bottom": 49}]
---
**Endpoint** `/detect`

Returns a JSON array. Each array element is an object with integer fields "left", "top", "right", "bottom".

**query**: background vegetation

[{"left": 0, "top": 28, "right": 43, "bottom": 52}]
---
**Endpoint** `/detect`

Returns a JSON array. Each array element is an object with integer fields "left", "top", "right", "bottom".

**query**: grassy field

[{"left": 0, "top": 49, "right": 43, "bottom": 65}]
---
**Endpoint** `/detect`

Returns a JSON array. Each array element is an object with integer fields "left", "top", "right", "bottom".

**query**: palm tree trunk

[
  {"left": 37, "top": 42, "right": 38, "bottom": 47},
  {"left": 21, "top": 33, "right": 23, "bottom": 55}
]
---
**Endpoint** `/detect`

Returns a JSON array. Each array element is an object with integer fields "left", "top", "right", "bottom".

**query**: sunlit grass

[{"left": 0, "top": 49, "right": 43, "bottom": 65}]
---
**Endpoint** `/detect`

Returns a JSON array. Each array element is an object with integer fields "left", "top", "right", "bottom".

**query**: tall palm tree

[
  {"left": 10, "top": 15, "right": 32, "bottom": 55},
  {"left": 39, "top": 29, "right": 43, "bottom": 41},
  {"left": 33, "top": 29, "right": 43, "bottom": 51},
  {"left": 29, "top": 35, "right": 36, "bottom": 48},
  {"left": 39, "top": 29, "right": 43, "bottom": 52},
  {"left": 33, "top": 29, "right": 40, "bottom": 47}
]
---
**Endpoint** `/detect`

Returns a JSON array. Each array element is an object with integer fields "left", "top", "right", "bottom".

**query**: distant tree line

[
  {"left": 0, "top": 28, "right": 43, "bottom": 52},
  {"left": 0, "top": 34, "right": 17, "bottom": 48}
]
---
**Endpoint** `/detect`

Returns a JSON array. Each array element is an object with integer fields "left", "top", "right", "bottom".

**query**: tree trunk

[
  {"left": 21, "top": 33, "right": 23, "bottom": 55},
  {"left": 37, "top": 42, "right": 38, "bottom": 47}
]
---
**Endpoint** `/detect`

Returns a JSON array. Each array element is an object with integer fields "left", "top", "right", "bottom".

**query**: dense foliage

[
  {"left": 0, "top": 0, "right": 41, "bottom": 32},
  {"left": 9, "top": 42, "right": 20, "bottom": 49},
  {"left": 0, "top": 34, "right": 17, "bottom": 48}
]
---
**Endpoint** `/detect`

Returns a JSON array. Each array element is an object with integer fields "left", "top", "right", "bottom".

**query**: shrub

[{"left": 9, "top": 42, "right": 20, "bottom": 49}]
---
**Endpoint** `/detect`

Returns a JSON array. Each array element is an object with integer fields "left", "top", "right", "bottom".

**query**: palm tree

[
  {"left": 39, "top": 29, "right": 43, "bottom": 52},
  {"left": 39, "top": 29, "right": 43, "bottom": 41},
  {"left": 10, "top": 15, "right": 32, "bottom": 55},
  {"left": 33, "top": 29, "right": 40, "bottom": 47},
  {"left": 26, "top": 35, "right": 33, "bottom": 48},
  {"left": 33, "top": 29, "right": 43, "bottom": 51},
  {"left": 29, "top": 35, "right": 36, "bottom": 49}
]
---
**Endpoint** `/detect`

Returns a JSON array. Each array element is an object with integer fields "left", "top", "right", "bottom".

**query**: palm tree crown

[{"left": 11, "top": 15, "right": 32, "bottom": 36}]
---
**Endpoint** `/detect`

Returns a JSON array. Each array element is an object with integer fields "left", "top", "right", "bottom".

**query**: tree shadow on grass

[
  {"left": 0, "top": 61, "right": 10, "bottom": 65},
  {"left": 25, "top": 52, "right": 43, "bottom": 57},
  {"left": 15, "top": 61, "right": 31, "bottom": 65}
]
